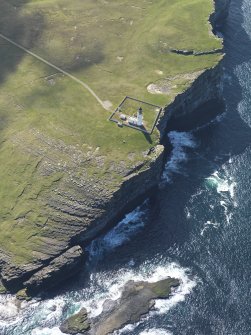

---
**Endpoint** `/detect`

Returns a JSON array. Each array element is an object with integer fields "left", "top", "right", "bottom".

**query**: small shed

[
  {"left": 120, "top": 113, "right": 127, "bottom": 121},
  {"left": 128, "top": 116, "right": 138, "bottom": 125}
]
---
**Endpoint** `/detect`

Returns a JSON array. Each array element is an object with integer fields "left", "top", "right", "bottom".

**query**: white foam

[
  {"left": 152, "top": 264, "right": 196, "bottom": 314},
  {"left": 97, "top": 262, "right": 195, "bottom": 317},
  {"left": 87, "top": 201, "right": 148, "bottom": 260},
  {"left": 0, "top": 192, "right": 196, "bottom": 335},
  {"left": 206, "top": 171, "right": 236, "bottom": 198},
  {"left": 31, "top": 327, "right": 64, "bottom": 335},
  {"left": 200, "top": 220, "right": 220, "bottom": 236},
  {"left": 116, "top": 322, "right": 142, "bottom": 334},
  {"left": 0, "top": 295, "right": 19, "bottom": 321},
  {"left": 139, "top": 329, "right": 173, "bottom": 335},
  {"left": 220, "top": 201, "right": 233, "bottom": 225},
  {"left": 162, "top": 131, "right": 197, "bottom": 183},
  {"left": 205, "top": 168, "right": 236, "bottom": 226},
  {"left": 0, "top": 262, "right": 195, "bottom": 335}
]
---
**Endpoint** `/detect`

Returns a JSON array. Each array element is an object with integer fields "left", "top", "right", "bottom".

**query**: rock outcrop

[
  {"left": 60, "top": 308, "right": 90, "bottom": 335},
  {"left": 156, "top": 0, "right": 231, "bottom": 138},
  {"left": 170, "top": 48, "right": 223, "bottom": 56},
  {"left": 60, "top": 278, "right": 179, "bottom": 335},
  {"left": 0, "top": 144, "right": 164, "bottom": 294},
  {"left": 157, "top": 62, "right": 223, "bottom": 138},
  {"left": 211, "top": 0, "right": 232, "bottom": 30},
  {"left": 22, "top": 246, "right": 85, "bottom": 294}
]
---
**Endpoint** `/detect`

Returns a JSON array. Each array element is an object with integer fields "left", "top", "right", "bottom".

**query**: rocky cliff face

[
  {"left": 0, "top": 144, "right": 164, "bottom": 293},
  {"left": 0, "top": 0, "right": 231, "bottom": 295},
  {"left": 211, "top": 0, "right": 232, "bottom": 30},
  {"left": 157, "top": 0, "right": 231, "bottom": 137},
  {"left": 157, "top": 63, "right": 223, "bottom": 137}
]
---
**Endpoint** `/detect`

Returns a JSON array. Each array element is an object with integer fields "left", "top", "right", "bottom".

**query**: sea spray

[
  {"left": 0, "top": 259, "right": 196, "bottom": 335},
  {"left": 87, "top": 200, "right": 149, "bottom": 261},
  {"left": 205, "top": 168, "right": 236, "bottom": 226},
  {"left": 31, "top": 327, "right": 64, "bottom": 335},
  {"left": 139, "top": 329, "right": 173, "bottom": 335},
  {"left": 0, "top": 295, "right": 19, "bottom": 322},
  {"left": 118, "top": 326, "right": 173, "bottom": 335},
  {"left": 162, "top": 131, "right": 197, "bottom": 183}
]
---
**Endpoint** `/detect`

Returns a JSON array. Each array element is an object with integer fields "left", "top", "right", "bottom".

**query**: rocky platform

[{"left": 60, "top": 278, "right": 179, "bottom": 335}]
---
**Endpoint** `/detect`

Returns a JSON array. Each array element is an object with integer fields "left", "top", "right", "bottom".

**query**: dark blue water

[{"left": 0, "top": 0, "right": 251, "bottom": 334}]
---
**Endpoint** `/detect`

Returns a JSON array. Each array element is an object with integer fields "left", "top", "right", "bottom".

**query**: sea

[{"left": 0, "top": 0, "right": 251, "bottom": 334}]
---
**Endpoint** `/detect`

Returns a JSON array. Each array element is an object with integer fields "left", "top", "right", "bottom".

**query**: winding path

[{"left": 0, "top": 33, "right": 111, "bottom": 110}]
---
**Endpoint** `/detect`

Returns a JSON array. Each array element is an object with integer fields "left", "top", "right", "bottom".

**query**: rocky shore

[
  {"left": 0, "top": 0, "right": 231, "bottom": 295},
  {"left": 60, "top": 278, "right": 179, "bottom": 335}
]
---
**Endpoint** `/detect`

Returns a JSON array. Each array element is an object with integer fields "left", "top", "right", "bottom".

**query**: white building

[
  {"left": 128, "top": 116, "right": 138, "bottom": 125},
  {"left": 137, "top": 107, "right": 143, "bottom": 126},
  {"left": 120, "top": 113, "right": 127, "bottom": 121},
  {"left": 128, "top": 107, "right": 143, "bottom": 127}
]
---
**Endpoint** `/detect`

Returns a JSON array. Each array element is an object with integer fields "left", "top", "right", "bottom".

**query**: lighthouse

[{"left": 137, "top": 107, "right": 143, "bottom": 126}]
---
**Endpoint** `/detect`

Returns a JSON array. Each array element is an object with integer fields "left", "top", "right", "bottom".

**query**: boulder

[{"left": 60, "top": 308, "right": 90, "bottom": 335}]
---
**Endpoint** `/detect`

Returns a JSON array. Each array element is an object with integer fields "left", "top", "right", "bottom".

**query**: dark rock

[
  {"left": 49, "top": 305, "right": 57, "bottom": 312},
  {"left": 211, "top": 0, "right": 231, "bottom": 30},
  {"left": 60, "top": 307, "right": 90, "bottom": 335},
  {"left": 91, "top": 278, "right": 179, "bottom": 335},
  {"left": 0, "top": 278, "right": 7, "bottom": 294},
  {"left": 170, "top": 48, "right": 223, "bottom": 56},
  {"left": 24, "top": 245, "right": 85, "bottom": 294},
  {"left": 16, "top": 288, "right": 31, "bottom": 301},
  {"left": 60, "top": 278, "right": 179, "bottom": 335},
  {"left": 1, "top": 261, "right": 42, "bottom": 293}
]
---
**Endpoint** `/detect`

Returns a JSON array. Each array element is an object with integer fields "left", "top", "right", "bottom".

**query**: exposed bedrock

[
  {"left": 156, "top": 0, "right": 232, "bottom": 137},
  {"left": 157, "top": 63, "right": 224, "bottom": 138},
  {"left": 1, "top": 246, "right": 85, "bottom": 294},
  {"left": 0, "top": 144, "right": 164, "bottom": 294},
  {"left": 60, "top": 308, "right": 91, "bottom": 335},
  {"left": 60, "top": 278, "right": 179, "bottom": 335},
  {"left": 24, "top": 245, "right": 85, "bottom": 295},
  {"left": 170, "top": 48, "right": 223, "bottom": 56},
  {"left": 210, "top": 0, "right": 232, "bottom": 31}
]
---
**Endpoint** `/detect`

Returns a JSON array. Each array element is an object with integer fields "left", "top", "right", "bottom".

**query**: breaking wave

[
  {"left": 139, "top": 330, "right": 173, "bottom": 335},
  {"left": 206, "top": 170, "right": 236, "bottom": 198},
  {"left": 87, "top": 200, "right": 149, "bottom": 261},
  {"left": 162, "top": 131, "right": 197, "bottom": 183},
  {"left": 0, "top": 261, "right": 196, "bottom": 335}
]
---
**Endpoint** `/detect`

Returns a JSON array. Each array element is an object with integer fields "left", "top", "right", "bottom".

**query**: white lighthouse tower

[{"left": 137, "top": 107, "right": 143, "bottom": 126}]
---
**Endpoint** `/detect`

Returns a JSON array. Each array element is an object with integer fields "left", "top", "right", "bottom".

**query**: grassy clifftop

[{"left": 0, "top": 0, "right": 222, "bottom": 269}]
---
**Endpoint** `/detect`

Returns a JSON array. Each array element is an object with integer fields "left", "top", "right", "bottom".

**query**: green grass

[{"left": 0, "top": 0, "right": 222, "bottom": 266}]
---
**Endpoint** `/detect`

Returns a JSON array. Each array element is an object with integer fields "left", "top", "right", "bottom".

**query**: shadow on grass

[
  {"left": 0, "top": 1, "right": 45, "bottom": 141},
  {"left": 0, "top": 1, "right": 45, "bottom": 84},
  {"left": 142, "top": 130, "right": 153, "bottom": 144}
]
